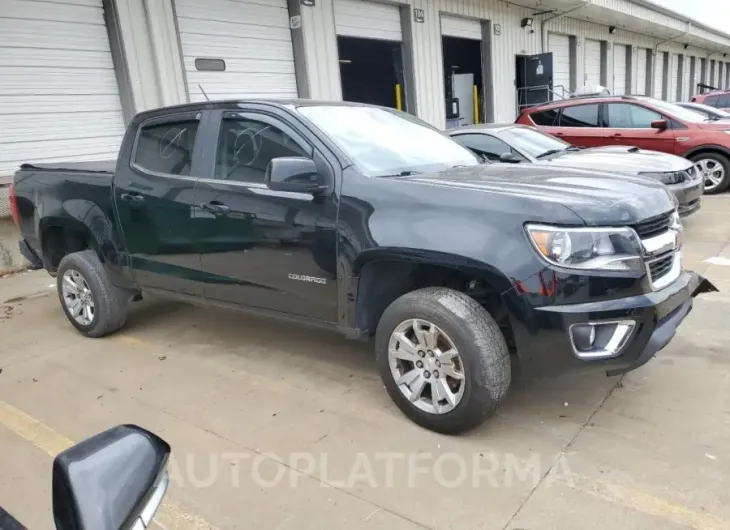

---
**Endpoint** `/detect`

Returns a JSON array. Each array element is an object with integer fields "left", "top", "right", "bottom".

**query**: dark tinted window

[
  {"left": 704, "top": 95, "right": 720, "bottom": 106},
  {"left": 559, "top": 104, "right": 600, "bottom": 127},
  {"left": 530, "top": 109, "right": 559, "bottom": 126},
  {"left": 717, "top": 95, "right": 730, "bottom": 107},
  {"left": 452, "top": 134, "right": 515, "bottom": 162},
  {"left": 134, "top": 119, "right": 199, "bottom": 176},
  {"left": 215, "top": 118, "right": 308, "bottom": 183},
  {"left": 606, "top": 103, "right": 662, "bottom": 128}
]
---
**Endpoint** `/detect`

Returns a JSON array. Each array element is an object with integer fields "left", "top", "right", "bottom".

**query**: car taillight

[{"left": 9, "top": 184, "right": 20, "bottom": 226}]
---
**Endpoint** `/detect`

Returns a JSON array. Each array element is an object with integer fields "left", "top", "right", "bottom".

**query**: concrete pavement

[{"left": 0, "top": 196, "right": 728, "bottom": 529}]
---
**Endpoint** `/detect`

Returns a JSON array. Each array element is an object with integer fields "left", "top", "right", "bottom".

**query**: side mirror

[
  {"left": 53, "top": 425, "right": 170, "bottom": 530},
  {"left": 650, "top": 119, "right": 668, "bottom": 130},
  {"left": 265, "top": 157, "right": 327, "bottom": 194},
  {"left": 499, "top": 152, "right": 522, "bottom": 164}
]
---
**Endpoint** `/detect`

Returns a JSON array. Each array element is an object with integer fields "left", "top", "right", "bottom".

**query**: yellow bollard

[
  {"left": 473, "top": 85, "right": 479, "bottom": 124},
  {"left": 395, "top": 84, "right": 403, "bottom": 111}
]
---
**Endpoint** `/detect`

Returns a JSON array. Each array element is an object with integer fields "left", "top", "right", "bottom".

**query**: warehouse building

[{"left": 2, "top": 0, "right": 730, "bottom": 183}]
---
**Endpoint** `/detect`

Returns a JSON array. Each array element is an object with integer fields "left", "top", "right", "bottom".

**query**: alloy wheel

[
  {"left": 61, "top": 269, "right": 95, "bottom": 326},
  {"left": 697, "top": 159, "right": 726, "bottom": 191},
  {"left": 388, "top": 318, "right": 466, "bottom": 414}
]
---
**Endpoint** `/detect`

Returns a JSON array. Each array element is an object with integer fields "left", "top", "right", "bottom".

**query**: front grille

[
  {"left": 648, "top": 253, "right": 674, "bottom": 281},
  {"left": 631, "top": 211, "right": 673, "bottom": 239}
]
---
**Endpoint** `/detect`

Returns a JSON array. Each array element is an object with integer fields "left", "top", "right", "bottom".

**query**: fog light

[
  {"left": 569, "top": 320, "right": 636, "bottom": 360},
  {"left": 571, "top": 324, "right": 596, "bottom": 351}
]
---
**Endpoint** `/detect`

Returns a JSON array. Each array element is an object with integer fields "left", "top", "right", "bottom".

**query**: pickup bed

[{"left": 11, "top": 100, "right": 717, "bottom": 433}]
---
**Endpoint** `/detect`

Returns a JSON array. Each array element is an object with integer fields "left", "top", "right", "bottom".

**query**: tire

[
  {"left": 690, "top": 152, "right": 730, "bottom": 194},
  {"left": 56, "top": 250, "right": 130, "bottom": 337},
  {"left": 375, "top": 287, "right": 511, "bottom": 434}
]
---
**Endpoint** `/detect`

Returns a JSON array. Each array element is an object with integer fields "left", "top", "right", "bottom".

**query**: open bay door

[
  {"left": 335, "top": 0, "right": 406, "bottom": 110},
  {"left": 174, "top": 0, "right": 298, "bottom": 101},
  {"left": 441, "top": 14, "right": 485, "bottom": 128}
]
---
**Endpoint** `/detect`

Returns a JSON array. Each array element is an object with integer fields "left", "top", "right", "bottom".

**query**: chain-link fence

[{"left": 0, "top": 183, "right": 10, "bottom": 219}]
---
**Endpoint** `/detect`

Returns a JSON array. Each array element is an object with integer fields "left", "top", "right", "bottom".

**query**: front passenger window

[
  {"left": 452, "top": 134, "right": 515, "bottom": 162},
  {"left": 215, "top": 118, "right": 308, "bottom": 183},
  {"left": 606, "top": 104, "right": 663, "bottom": 128}
]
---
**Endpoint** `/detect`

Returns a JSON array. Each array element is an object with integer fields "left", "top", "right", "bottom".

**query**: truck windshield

[{"left": 297, "top": 105, "right": 479, "bottom": 177}]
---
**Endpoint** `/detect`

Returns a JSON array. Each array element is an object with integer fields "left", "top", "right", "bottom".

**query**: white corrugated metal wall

[
  {"left": 334, "top": 0, "right": 402, "bottom": 41},
  {"left": 613, "top": 44, "right": 627, "bottom": 95},
  {"left": 0, "top": 0, "right": 126, "bottom": 176},
  {"left": 584, "top": 39, "right": 602, "bottom": 86},
  {"left": 636, "top": 48, "right": 648, "bottom": 95},
  {"left": 682, "top": 55, "right": 691, "bottom": 100},
  {"left": 668, "top": 53, "right": 679, "bottom": 101},
  {"left": 174, "top": 0, "right": 298, "bottom": 102},
  {"left": 654, "top": 52, "right": 665, "bottom": 99},
  {"left": 549, "top": 33, "right": 571, "bottom": 96}
]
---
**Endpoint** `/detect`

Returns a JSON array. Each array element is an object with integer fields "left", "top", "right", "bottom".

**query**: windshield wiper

[
  {"left": 536, "top": 148, "right": 566, "bottom": 159},
  {"left": 379, "top": 170, "right": 423, "bottom": 177}
]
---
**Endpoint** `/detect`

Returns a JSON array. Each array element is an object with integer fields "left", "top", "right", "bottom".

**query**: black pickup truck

[{"left": 11, "top": 100, "right": 717, "bottom": 433}]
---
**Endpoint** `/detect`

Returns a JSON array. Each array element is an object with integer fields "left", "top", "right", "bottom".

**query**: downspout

[
  {"left": 650, "top": 22, "right": 691, "bottom": 97},
  {"left": 541, "top": 0, "right": 591, "bottom": 53}
]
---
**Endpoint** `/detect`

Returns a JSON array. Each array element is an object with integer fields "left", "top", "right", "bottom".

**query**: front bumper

[
  {"left": 513, "top": 271, "right": 717, "bottom": 377},
  {"left": 668, "top": 178, "right": 703, "bottom": 217}
]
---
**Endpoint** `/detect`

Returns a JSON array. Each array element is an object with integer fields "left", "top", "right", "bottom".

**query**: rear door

[
  {"left": 554, "top": 103, "right": 605, "bottom": 147},
  {"left": 114, "top": 111, "right": 205, "bottom": 296},
  {"left": 193, "top": 108, "right": 339, "bottom": 322},
  {"left": 603, "top": 102, "right": 676, "bottom": 152}
]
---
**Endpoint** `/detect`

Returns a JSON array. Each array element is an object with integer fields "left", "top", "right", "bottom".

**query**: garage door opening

[
  {"left": 442, "top": 36, "right": 483, "bottom": 128},
  {"left": 338, "top": 36, "right": 405, "bottom": 110}
]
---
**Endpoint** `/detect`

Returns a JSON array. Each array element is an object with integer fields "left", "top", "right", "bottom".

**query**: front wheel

[
  {"left": 375, "top": 287, "right": 511, "bottom": 434},
  {"left": 691, "top": 152, "right": 730, "bottom": 194}
]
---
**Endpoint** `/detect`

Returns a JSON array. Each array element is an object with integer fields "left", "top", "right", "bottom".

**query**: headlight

[
  {"left": 526, "top": 224, "right": 643, "bottom": 272},
  {"left": 638, "top": 171, "right": 685, "bottom": 185}
]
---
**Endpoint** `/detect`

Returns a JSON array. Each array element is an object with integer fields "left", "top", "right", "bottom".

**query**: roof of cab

[{"left": 132, "top": 99, "right": 378, "bottom": 121}]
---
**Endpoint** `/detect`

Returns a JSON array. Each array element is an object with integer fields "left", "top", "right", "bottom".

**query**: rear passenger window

[
  {"left": 704, "top": 95, "right": 720, "bottom": 107},
  {"left": 134, "top": 119, "right": 199, "bottom": 176},
  {"left": 559, "top": 104, "right": 600, "bottom": 127},
  {"left": 717, "top": 95, "right": 730, "bottom": 107},
  {"left": 530, "top": 109, "right": 559, "bottom": 126}
]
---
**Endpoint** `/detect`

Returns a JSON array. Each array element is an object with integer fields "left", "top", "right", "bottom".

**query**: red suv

[
  {"left": 691, "top": 90, "right": 730, "bottom": 111},
  {"left": 516, "top": 95, "right": 730, "bottom": 193}
]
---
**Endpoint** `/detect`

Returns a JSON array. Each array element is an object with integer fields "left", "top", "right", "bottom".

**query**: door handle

[
  {"left": 120, "top": 192, "right": 145, "bottom": 202},
  {"left": 201, "top": 202, "right": 230, "bottom": 215},
  {"left": 555, "top": 132, "right": 565, "bottom": 136}
]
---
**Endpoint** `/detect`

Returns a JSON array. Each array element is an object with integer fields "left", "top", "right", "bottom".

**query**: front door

[
  {"left": 193, "top": 110, "right": 338, "bottom": 322},
  {"left": 603, "top": 103, "right": 676, "bottom": 152},
  {"left": 114, "top": 111, "right": 205, "bottom": 296}
]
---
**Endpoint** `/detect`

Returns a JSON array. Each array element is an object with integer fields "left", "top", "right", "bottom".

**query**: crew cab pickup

[{"left": 11, "top": 100, "right": 717, "bottom": 434}]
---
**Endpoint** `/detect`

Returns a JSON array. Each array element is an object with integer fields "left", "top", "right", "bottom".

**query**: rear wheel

[
  {"left": 375, "top": 287, "right": 511, "bottom": 434},
  {"left": 691, "top": 152, "right": 730, "bottom": 194},
  {"left": 57, "top": 250, "right": 130, "bottom": 337}
]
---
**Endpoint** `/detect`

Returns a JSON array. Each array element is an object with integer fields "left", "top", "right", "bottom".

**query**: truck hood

[
  {"left": 403, "top": 164, "right": 675, "bottom": 226},
  {"left": 536, "top": 146, "right": 692, "bottom": 174}
]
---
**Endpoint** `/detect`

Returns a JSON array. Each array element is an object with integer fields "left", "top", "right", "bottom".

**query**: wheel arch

[
  {"left": 681, "top": 144, "right": 730, "bottom": 159},
  {"left": 351, "top": 248, "right": 514, "bottom": 339}
]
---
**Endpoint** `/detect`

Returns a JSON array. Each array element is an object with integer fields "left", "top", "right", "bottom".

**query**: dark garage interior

[
  {"left": 337, "top": 35, "right": 404, "bottom": 109},
  {"left": 442, "top": 35, "right": 483, "bottom": 125}
]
